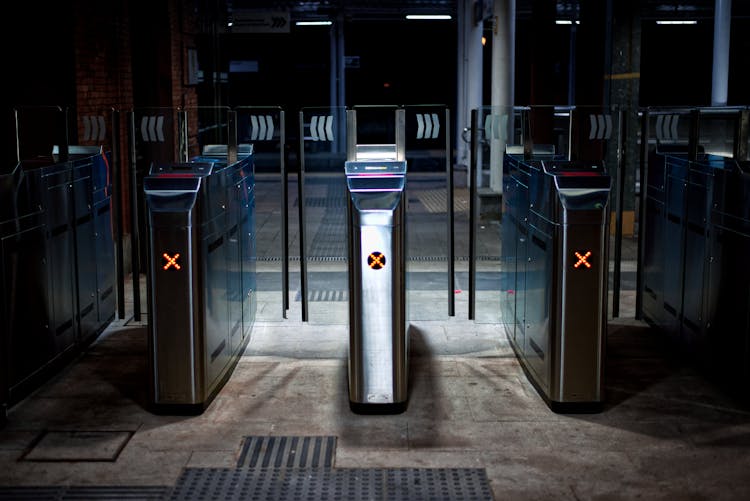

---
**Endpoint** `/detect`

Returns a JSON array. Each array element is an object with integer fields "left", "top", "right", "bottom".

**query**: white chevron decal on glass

[
  {"left": 310, "top": 115, "right": 320, "bottom": 141},
  {"left": 140, "top": 116, "right": 150, "bottom": 142},
  {"left": 83, "top": 116, "right": 92, "bottom": 141},
  {"left": 588, "top": 114, "right": 613, "bottom": 140},
  {"left": 97, "top": 115, "right": 106, "bottom": 141},
  {"left": 140, "top": 115, "right": 167, "bottom": 142},
  {"left": 655, "top": 114, "right": 680, "bottom": 141},
  {"left": 415, "top": 113, "right": 440, "bottom": 139},
  {"left": 265, "top": 115, "right": 275, "bottom": 140},
  {"left": 309, "top": 115, "right": 334, "bottom": 141},
  {"left": 250, "top": 115, "right": 259, "bottom": 140},
  {"left": 324, "top": 115, "right": 334, "bottom": 141},
  {"left": 247, "top": 114, "right": 276, "bottom": 141}
]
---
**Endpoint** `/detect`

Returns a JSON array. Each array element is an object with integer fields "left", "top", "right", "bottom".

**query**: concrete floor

[{"left": 2, "top": 285, "right": 750, "bottom": 500}]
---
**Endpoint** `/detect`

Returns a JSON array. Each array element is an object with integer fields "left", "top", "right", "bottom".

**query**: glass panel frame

[
  {"left": 402, "top": 104, "right": 452, "bottom": 321},
  {"left": 470, "top": 105, "right": 630, "bottom": 323},
  {"left": 235, "top": 106, "right": 288, "bottom": 321},
  {"left": 299, "top": 106, "right": 348, "bottom": 324}
]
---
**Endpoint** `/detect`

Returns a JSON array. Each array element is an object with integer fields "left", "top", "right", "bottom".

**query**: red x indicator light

[
  {"left": 368, "top": 251, "right": 386, "bottom": 270},
  {"left": 163, "top": 252, "right": 181, "bottom": 271},
  {"left": 574, "top": 251, "right": 592, "bottom": 269}
]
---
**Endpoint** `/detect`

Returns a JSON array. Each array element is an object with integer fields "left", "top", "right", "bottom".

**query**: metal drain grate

[
  {"left": 236, "top": 436, "right": 336, "bottom": 469},
  {"left": 0, "top": 486, "right": 61, "bottom": 500},
  {"left": 294, "top": 290, "right": 348, "bottom": 302},
  {"left": 171, "top": 467, "right": 494, "bottom": 501},
  {"left": 59, "top": 486, "right": 171, "bottom": 499}
]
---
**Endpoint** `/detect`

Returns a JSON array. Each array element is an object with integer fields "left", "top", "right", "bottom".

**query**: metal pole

[
  {"left": 346, "top": 110, "right": 357, "bottom": 161},
  {"left": 711, "top": 0, "right": 731, "bottom": 107},
  {"left": 469, "top": 109, "right": 479, "bottom": 320},
  {"left": 227, "top": 110, "right": 237, "bottom": 165},
  {"left": 128, "top": 112, "right": 141, "bottom": 322},
  {"left": 522, "top": 108, "right": 532, "bottom": 159},
  {"left": 612, "top": 108, "right": 625, "bottom": 318},
  {"left": 490, "top": 0, "right": 515, "bottom": 193},
  {"left": 178, "top": 110, "right": 189, "bottom": 162},
  {"left": 568, "top": 109, "right": 574, "bottom": 161},
  {"left": 735, "top": 109, "right": 749, "bottom": 161},
  {"left": 635, "top": 109, "right": 649, "bottom": 319},
  {"left": 446, "top": 108, "right": 455, "bottom": 317},
  {"left": 59, "top": 106, "right": 70, "bottom": 162},
  {"left": 111, "top": 109, "right": 126, "bottom": 319},
  {"left": 689, "top": 108, "right": 700, "bottom": 162},
  {"left": 280, "top": 110, "right": 289, "bottom": 316},
  {"left": 395, "top": 109, "right": 406, "bottom": 162},
  {"left": 298, "top": 111, "right": 308, "bottom": 322},
  {"left": 14, "top": 109, "right": 20, "bottom": 164}
]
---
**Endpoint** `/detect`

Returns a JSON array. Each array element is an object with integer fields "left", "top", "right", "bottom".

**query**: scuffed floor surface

[{"left": 1, "top": 316, "right": 750, "bottom": 500}]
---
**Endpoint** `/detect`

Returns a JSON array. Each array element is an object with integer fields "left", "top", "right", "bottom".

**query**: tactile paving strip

[
  {"left": 236, "top": 435, "right": 337, "bottom": 469},
  {"left": 294, "top": 290, "right": 348, "bottom": 302},
  {"left": 171, "top": 467, "right": 493, "bottom": 501}
]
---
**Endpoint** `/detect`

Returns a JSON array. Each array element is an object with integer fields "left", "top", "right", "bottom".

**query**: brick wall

[
  {"left": 72, "top": 0, "right": 200, "bottom": 234},
  {"left": 169, "top": 0, "right": 200, "bottom": 157},
  {"left": 73, "top": 0, "right": 134, "bottom": 232}
]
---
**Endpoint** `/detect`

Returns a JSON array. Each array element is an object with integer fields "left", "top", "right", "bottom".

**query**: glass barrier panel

[
  {"left": 14, "top": 106, "right": 69, "bottom": 164},
  {"left": 647, "top": 108, "right": 693, "bottom": 155},
  {"left": 299, "top": 106, "right": 348, "bottom": 324},
  {"left": 188, "top": 106, "right": 231, "bottom": 158},
  {"left": 130, "top": 107, "right": 180, "bottom": 271},
  {"left": 236, "top": 106, "right": 287, "bottom": 321},
  {"left": 403, "top": 104, "right": 451, "bottom": 320},
  {"left": 470, "top": 105, "right": 516, "bottom": 323},
  {"left": 698, "top": 112, "right": 737, "bottom": 158}
]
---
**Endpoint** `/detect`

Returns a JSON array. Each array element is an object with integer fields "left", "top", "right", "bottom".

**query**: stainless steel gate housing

[
  {"left": 145, "top": 152, "right": 255, "bottom": 414},
  {"left": 346, "top": 159, "right": 408, "bottom": 413},
  {"left": 503, "top": 154, "right": 611, "bottom": 412}
]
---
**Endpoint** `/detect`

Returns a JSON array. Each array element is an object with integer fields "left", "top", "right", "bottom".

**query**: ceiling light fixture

[
  {"left": 296, "top": 20, "right": 333, "bottom": 26},
  {"left": 405, "top": 14, "right": 452, "bottom": 20},
  {"left": 656, "top": 20, "right": 697, "bottom": 25}
]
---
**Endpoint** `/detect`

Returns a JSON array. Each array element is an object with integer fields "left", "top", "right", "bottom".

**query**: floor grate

[
  {"left": 236, "top": 436, "right": 336, "bottom": 469},
  {"left": 171, "top": 467, "right": 494, "bottom": 501},
  {"left": 0, "top": 487, "right": 61, "bottom": 500},
  {"left": 59, "top": 486, "right": 171, "bottom": 500},
  {"left": 294, "top": 290, "right": 348, "bottom": 302}
]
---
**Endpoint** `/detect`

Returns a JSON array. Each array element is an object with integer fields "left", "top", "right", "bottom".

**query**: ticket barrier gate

[
  {"left": 1, "top": 147, "right": 115, "bottom": 426},
  {"left": 145, "top": 154, "right": 255, "bottom": 414},
  {"left": 346, "top": 158, "right": 408, "bottom": 413},
  {"left": 503, "top": 155, "right": 610, "bottom": 412},
  {"left": 640, "top": 151, "right": 750, "bottom": 397}
]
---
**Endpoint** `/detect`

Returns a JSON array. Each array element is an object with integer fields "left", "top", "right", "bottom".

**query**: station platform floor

[{"left": 2, "top": 275, "right": 750, "bottom": 500}]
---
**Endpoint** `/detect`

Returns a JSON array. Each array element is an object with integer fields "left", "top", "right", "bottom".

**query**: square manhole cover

[{"left": 22, "top": 430, "right": 133, "bottom": 462}]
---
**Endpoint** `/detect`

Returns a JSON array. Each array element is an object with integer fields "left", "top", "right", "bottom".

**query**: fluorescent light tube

[
  {"left": 656, "top": 20, "right": 697, "bottom": 25},
  {"left": 296, "top": 21, "right": 332, "bottom": 26},
  {"left": 405, "top": 15, "right": 452, "bottom": 20}
]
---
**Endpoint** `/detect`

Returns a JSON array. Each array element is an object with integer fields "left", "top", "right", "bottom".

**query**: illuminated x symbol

[
  {"left": 163, "top": 253, "right": 181, "bottom": 270},
  {"left": 574, "top": 251, "right": 592, "bottom": 269},
  {"left": 367, "top": 251, "right": 386, "bottom": 270}
]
